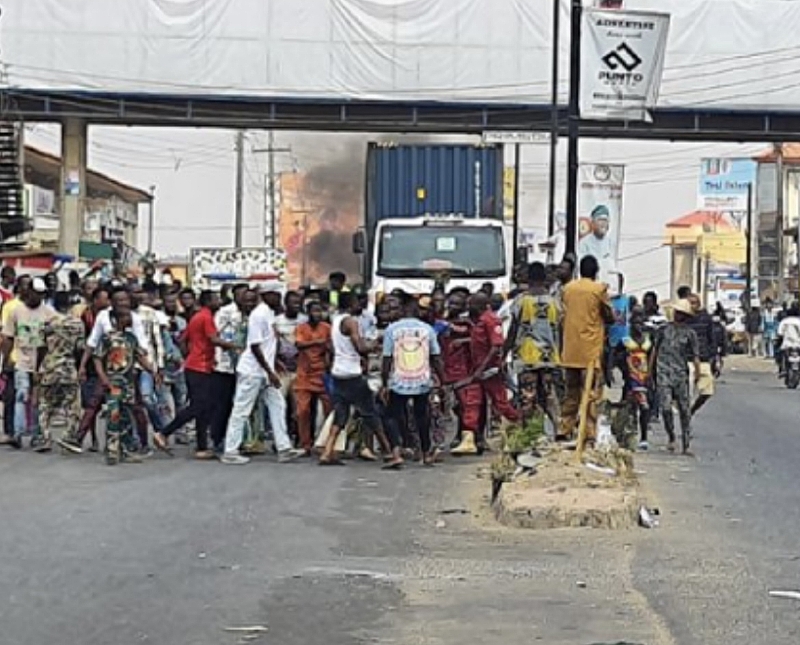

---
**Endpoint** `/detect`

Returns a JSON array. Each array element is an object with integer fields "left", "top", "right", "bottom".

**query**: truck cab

[{"left": 355, "top": 214, "right": 513, "bottom": 302}]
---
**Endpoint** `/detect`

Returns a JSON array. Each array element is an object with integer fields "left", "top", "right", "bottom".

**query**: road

[{"left": 0, "top": 363, "right": 797, "bottom": 645}]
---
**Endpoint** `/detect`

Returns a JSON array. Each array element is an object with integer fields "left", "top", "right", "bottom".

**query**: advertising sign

[
  {"left": 581, "top": 9, "right": 671, "bottom": 121},
  {"left": 577, "top": 164, "right": 625, "bottom": 290},
  {"left": 698, "top": 158, "right": 757, "bottom": 213}
]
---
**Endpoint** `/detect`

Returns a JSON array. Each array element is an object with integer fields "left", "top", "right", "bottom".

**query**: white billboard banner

[
  {"left": 577, "top": 164, "right": 625, "bottom": 290},
  {"left": 581, "top": 9, "right": 670, "bottom": 121}
]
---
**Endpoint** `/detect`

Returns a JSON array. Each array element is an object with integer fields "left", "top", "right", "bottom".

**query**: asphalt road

[
  {"left": 1, "top": 363, "right": 797, "bottom": 645},
  {"left": 634, "top": 361, "right": 800, "bottom": 645}
]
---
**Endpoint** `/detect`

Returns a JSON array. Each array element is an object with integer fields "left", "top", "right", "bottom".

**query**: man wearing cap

[
  {"left": 578, "top": 205, "right": 614, "bottom": 280},
  {"left": 651, "top": 299, "right": 701, "bottom": 454},
  {"left": 1, "top": 277, "right": 56, "bottom": 450}
]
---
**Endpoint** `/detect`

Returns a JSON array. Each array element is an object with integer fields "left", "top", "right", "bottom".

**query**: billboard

[
  {"left": 577, "top": 164, "right": 625, "bottom": 291},
  {"left": 698, "top": 158, "right": 757, "bottom": 213},
  {"left": 2, "top": 1, "right": 800, "bottom": 110},
  {"left": 581, "top": 9, "right": 670, "bottom": 121}
]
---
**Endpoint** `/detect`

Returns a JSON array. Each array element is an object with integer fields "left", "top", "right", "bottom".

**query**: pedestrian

[
  {"left": 559, "top": 255, "right": 614, "bottom": 443},
  {"left": 0, "top": 265, "right": 15, "bottom": 306},
  {"left": 319, "top": 291, "right": 402, "bottom": 467},
  {"left": 686, "top": 294, "right": 717, "bottom": 417},
  {"left": 1, "top": 277, "right": 56, "bottom": 450},
  {"left": 506, "top": 262, "right": 562, "bottom": 426},
  {"left": 453, "top": 291, "right": 519, "bottom": 454},
  {"left": 179, "top": 287, "right": 198, "bottom": 323},
  {"left": 294, "top": 301, "right": 332, "bottom": 454},
  {"left": 275, "top": 289, "right": 307, "bottom": 441},
  {"left": 39, "top": 291, "right": 84, "bottom": 452},
  {"left": 0, "top": 274, "right": 30, "bottom": 445},
  {"left": 651, "top": 299, "right": 700, "bottom": 454},
  {"left": 211, "top": 284, "right": 253, "bottom": 453},
  {"left": 74, "top": 287, "right": 152, "bottom": 454},
  {"left": 154, "top": 290, "right": 235, "bottom": 459},
  {"left": 93, "top": 310, "right": 157, "bottom": 465},
  {"left": 327, "top": 271, "right": 349, "bottom": 311},
  {"left": 746, "top": 306, "right": 762, "bottom": 357},
  {"left": 762, "top": 298, "right": 778, "bottom": 358},
  {"left": 622, "top": 306, "right": 653, "bottom": 450},
  {"left": 380, "top": 297, "right": 444, "bottom": 466},
  {"left": 220, "top": 284, "right": 305, "bottom": 465}
]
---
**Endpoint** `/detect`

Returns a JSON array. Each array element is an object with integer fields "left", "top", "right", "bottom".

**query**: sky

[{"left": 23, "top": 124, "right": 765, "bottom": 298}]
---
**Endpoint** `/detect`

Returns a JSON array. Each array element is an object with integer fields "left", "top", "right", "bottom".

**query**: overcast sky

[{"left": 24, "top": 125, "right": 765, "bottom": 298}]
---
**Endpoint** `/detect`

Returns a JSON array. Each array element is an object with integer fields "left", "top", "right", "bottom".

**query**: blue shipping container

[{"left": 365, "top": 143, "right": 504, "bottom": 226}]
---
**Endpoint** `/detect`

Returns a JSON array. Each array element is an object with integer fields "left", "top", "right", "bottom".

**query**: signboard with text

[{"left": 698, "top": 158, "right": 757, "bottom": 213}]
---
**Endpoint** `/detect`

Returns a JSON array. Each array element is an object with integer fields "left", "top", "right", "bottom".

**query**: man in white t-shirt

[{"left": 221, "top": 284, "right": 305, "bottom": 465}]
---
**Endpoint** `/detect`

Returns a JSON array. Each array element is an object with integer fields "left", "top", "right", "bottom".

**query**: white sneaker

[
  {"left": 221, "top": 453, "right": 250, "bottom": 465},
  {"left": 278, "top": 449, "right": 304, "bottom": 464},
  {"left": 638, "top": 440, "right": 650, "bottom": 452}
]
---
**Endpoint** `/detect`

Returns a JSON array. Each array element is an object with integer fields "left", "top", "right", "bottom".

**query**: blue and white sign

[{"left": 698, "top": 158, "right": 757, "bottom": 213}]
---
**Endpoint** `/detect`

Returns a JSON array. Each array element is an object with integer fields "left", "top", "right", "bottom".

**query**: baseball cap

[
  {"left": 591, "top": 205, "right": 610, "bottom": 220},
  {"left": 31, "top": 277, "right": 47, "bottom": 293}
]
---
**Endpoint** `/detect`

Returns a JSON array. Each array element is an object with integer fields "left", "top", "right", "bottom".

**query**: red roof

[
  {"left": 666, "top": 210, "right": 736, "bottom": 230},
  {"left": 754, "top": 143, "right": 800, "bottom": 163}
]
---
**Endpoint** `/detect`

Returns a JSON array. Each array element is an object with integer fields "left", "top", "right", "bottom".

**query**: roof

[
  {"left": 665, "top": 210, "right": 737, "bottom": 230},
  {"left": 753, "top": 143, "right": 800, "bottom": 164},
  {"left": 23, "top": 145, "right": 151, "bottom": 204}
]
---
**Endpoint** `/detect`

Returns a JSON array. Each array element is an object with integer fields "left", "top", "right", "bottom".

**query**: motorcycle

[{"left": 785, "top": 347, "right": 800, "bottom": 389}]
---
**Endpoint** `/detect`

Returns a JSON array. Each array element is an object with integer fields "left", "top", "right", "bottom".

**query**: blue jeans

[
  {"left": 139, "top": 371, "right": 171, "bottom": 432},
  {"left": 164, "top": 370, "right": 188, "bottom": 412},
  {"left": 14, "top": 370, "right": 40, "bottom": 438}
]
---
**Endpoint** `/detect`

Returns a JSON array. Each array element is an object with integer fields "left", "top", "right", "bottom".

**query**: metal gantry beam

[{"left": 4, "top": 89, "right": 800, "bottom": 141}]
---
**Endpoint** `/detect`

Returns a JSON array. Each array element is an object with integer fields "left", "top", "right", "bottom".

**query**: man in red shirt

[
  {"left": 154, "top": 290, "right": 235, "bottom": 459},
  {"left": 453, "top": 292, "right": 519, "bottom": 455}
]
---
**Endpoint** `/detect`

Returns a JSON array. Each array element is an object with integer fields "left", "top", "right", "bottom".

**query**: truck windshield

[{"left": 377, "top": 225, "right": 505, "bottom": 278}]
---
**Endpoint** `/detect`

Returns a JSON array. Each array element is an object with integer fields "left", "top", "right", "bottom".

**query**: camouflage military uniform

[
  {"left": 38, "top": 313, "right": 84, "bottom": 442},
  {"left": 654, "top": 323, "right": 698, "bottom": 443}
]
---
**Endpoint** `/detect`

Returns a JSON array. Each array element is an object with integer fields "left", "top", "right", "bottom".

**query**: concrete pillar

[{"left": 58, "top": 118, "right": 87, "bottom": 258}]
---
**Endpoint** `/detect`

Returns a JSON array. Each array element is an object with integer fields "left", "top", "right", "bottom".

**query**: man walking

[
  {"left": 1, "top": 278, "right": 56, "bottom": 450},
  {"left": 319, "top": 291, "right": 401, "bottom": 467},
  {"left": 220, "top": 284, "right": 304, "bottom": 465},
  {"left": 0, "top": 274, "right": 30, "bottom": 445},
  {"left": 559, "top": 256, "right": 613, "bottom": 443},
  {"left": 687, "top": 293, "right": 717, "bottom": 417},
  {"left": 651, "top": 299, "right": 700, "bottom": 454},
  {"left": 381, "top": 298, "right": 443, "bottom": 466},
  {"left": 155, "top": 290, "right": 234, "bottom": 459},
  {"left": 294, "top": 301, "right": 331, "bottom": 454}
]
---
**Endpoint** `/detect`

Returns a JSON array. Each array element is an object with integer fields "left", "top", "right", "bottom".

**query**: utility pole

[
  {"left": 565, "top": 0, "right": 582, "bottom": 255},
  {"left": 234, "top": 130, "right": 245, "bottom": 247},
  {"left": 745, "top": 182, "right": 753, "bottom": 307},
  {"left": 253, "top": 131, "right": 292, "bottom": 247},
  {"left": 776, "top": 142, "right": 785, "bottom": 303},
  {"left": 147, "top": 184, "right": 156, "bottom": 256},
  {"left": 547, "top": 0, "right": 560, "bottom": 238},
  {"left": 512, "top": 143, "right": 521, "bottom": 261}
]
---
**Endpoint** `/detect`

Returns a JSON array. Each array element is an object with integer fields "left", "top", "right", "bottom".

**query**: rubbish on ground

[
  {"left": 222, "top": 626, "right": 270, "bottom": 633},
  {"left": 435, "top": 520, "right": 446, "bottom": 529},
  {"left": 197, "top": 552, "right": 207, "bottom": 559},
  {"left": 584, "top": 462, "right": 616, "bottom": 477},
  {"left": 440, "top": 508, "right": 469, "bottom": 515},
  {"left": 576, "top": 580, "right": 587, "bottom": 588},
  {"left": 638, "top": 506, "right": 660, "bottom": 529},
  {"left": 769, "top": 590, "right": 800, "bottom": 601},
  {"left": 516, "top": 452, "right": 540, "bottom": 469}
]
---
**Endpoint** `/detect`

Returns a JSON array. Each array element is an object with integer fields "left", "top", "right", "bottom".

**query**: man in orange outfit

[
  {"left": 559, "top": 255, "right": 614, "bottom": 442},
  {"left": 294, "top": 301, "right": 332, "bottom": 454}
]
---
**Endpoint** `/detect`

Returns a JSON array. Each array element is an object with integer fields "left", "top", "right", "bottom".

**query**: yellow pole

[{"left": 575, "top": 363, "right": 596, "bottom": 461}]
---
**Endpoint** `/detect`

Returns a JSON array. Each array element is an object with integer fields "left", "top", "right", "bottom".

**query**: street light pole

[{"left": 565, "top": 0, "right": 582, "bottom": 256}]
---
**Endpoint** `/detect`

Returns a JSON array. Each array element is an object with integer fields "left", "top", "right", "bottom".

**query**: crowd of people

[{"left": 0, "top": 254, "right": 722, "bottom": 467}]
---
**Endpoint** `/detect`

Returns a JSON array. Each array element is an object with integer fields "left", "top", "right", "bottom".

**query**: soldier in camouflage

[
  {"left": 39, "top": 292, "right": 84, "bottom": 451},
  {"left": 652, "top": 299, "right": 701, "bottom": 454}
]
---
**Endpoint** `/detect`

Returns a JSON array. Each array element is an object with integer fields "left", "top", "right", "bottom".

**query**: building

[
  {"left": 19, "top": 145, "right": 150, "bottom": 264},
  {"left": 663, "top": 209, "right": 746, "bottom": 306}
]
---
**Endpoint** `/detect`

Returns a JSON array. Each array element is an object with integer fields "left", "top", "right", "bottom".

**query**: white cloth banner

[
  {"left": 577, "top": 164, "right": 625, "bottom": 292},
  {"left": 580, "top": 8, "right": 670, "bottom": 121}
]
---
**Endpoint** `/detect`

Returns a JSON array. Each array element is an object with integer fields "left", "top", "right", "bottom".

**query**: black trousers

[
  {"left": 388, "top": 392, "right": 431, "bottom": 454},
  {"left": 209, "top": 372, "right": 237, "bottom": 450},
  {"left": 2, "top": 372, "right": 14, "bottom": 436},
  {"left": 162, "top": 370, "right": 217, "bottom": 451}
]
